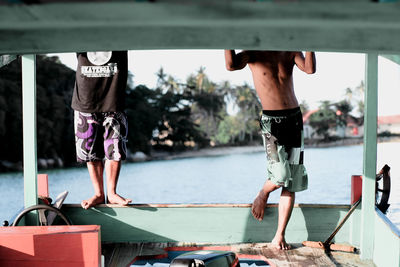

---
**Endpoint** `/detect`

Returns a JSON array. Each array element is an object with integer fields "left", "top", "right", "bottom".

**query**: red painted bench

[{"left": 0, "top": 225, "right": 101, "bottom": 267}]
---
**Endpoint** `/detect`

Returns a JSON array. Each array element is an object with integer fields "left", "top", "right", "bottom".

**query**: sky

[{"left": 50, "top": 50, "right": 400, "bottom": 116}]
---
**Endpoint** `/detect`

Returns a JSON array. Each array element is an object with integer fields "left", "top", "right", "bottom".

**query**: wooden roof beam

[{"left": 1, "top": 1, "right": 400, "bottom": 54}]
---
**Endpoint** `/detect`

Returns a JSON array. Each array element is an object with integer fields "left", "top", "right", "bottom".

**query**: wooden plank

[
  {"left": 62, "top": 204, "right": 354, "bottom": 245},
  {"left": 0, "top": 225, "right": 101, "bottom": 267},
  {"left": 22, "top": 55, "right": 37, "bottom": 210},
  {"left": 1, "top": 1, "right": 400, "bottom": 53},
  {"left": 360, "top": 53, "right": 378, "bottom": 260}
]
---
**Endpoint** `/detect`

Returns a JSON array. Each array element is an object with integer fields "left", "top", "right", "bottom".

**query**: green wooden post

[
  {"left": 360, "top": 53, "right": 378, "bottom": 259},
  {"left": 22, "top": 54, "right": 38, "bottom": 209}
]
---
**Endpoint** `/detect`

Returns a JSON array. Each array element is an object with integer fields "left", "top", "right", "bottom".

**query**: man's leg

[
  {"left": 81, "top": 160, "right": 106, "bottom": 209},
  {"left": 272, "top": 188, "right": 295, "bottom": 250},
  {"left": 252, "top": 180, "right": 280, "bottom": 221},
  {"left": 104, "top": 159, "right": 132, "bottom": 205}
]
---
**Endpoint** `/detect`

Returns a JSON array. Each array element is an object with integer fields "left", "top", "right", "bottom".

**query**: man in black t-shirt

[{"left": 72, "top": 51, "right": 132, "bottom": 209}]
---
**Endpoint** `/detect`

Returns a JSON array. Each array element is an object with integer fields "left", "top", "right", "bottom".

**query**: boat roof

[{"left": 1, "top": 0, "right": 400, "bottom": 55}]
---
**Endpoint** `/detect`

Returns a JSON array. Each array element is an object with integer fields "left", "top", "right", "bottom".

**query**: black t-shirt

[{"left": 71, "top": 51, "right": 128, "bottom": 113}]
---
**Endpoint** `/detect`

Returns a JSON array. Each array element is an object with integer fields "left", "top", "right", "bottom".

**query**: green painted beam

[
  {"left": 62, "top": 204, "right": 353, "bottom": 244},
  {"left": 381, "top": 54, "right": 400, "bottom": 65},
  {"left": 360, "top": 53, "right": 378, "bottom": 260},
  {"left": 1, "top": 1, "right": 400, "bottom": 54},
  {"left": 22, "top": 55, "right": 38, "bottom": 209}
]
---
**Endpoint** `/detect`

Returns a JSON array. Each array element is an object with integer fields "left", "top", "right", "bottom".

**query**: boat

[{"left": 0, "top": 0, "right": 400, "bottom": 266}]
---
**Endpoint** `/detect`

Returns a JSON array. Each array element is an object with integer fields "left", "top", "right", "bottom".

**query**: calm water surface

[{"left": 1, "top": 142, "right": 399, "bottom": 229}]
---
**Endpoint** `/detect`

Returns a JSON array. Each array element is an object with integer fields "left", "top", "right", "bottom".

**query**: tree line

[
  {"left": 303, "top": 81, "right": 365, "bottom": 141},
  {"left": 0, "top": 55, "right": 367, "bottom": 172},
  {"left": 0, "top": 55, "right": 263, "bottom": 172}
]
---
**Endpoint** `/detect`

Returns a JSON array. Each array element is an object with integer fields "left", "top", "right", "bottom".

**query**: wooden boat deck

[{"left": 102, "top": 242, "right": 375, "bottom": 267}]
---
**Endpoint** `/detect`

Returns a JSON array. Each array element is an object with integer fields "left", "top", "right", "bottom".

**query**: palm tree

[
  {"left": 299, "top": 100, "right": 309, "bottom": 115},
  {"left": 334, "top": 100, "right": 353, "bottom": 138},
  {"left": 344, "top": 81, "right": 364, "bottom": 118},
  {"left": 187, "top": 68, "right": 225, "bottom": 143},
  {"left": 232, "top": 83, "right": 261, "bottom": 142},
  {"left": 309, "top": 100, "right": 336, "bottom": 141},
  {"left": 155, "top": 67, "right": 183, "bottom": 94},
  {"left": 155, "top": 67, "right": 167, "bottom": 88}
]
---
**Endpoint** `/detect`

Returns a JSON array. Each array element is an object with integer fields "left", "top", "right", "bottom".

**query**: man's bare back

[
  {"left": 225, "top": 50, "right": 316, "bottom": 110},
  {"left": 225, "top": 49, "right": 316, "bottom": 250}
]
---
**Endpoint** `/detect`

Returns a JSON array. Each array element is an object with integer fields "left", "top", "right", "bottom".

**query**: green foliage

[
  {"left": 334, "top": 100, "right": 353, "bottom": 128},
  {"left": 344, "top": 81, "right": 364, "bottom": 117},
  {"left": 299, "top": 100, "right": 309, "bottom": 114},
  {"left": 186, "top": 68, "right": 227, "bottom": 142},
  {"left": 152, "top": 90, "right": 208, "bottom": 151},
  {"left": 36, "top": 56, "right": 76, "bottom": 162},
  {"left": 378, "top": 130, "right": 392, "bottom": 137},
  {"left": 215, "top": 116, "right": 240, "bottom": 145},
  {"left": 4, "top": 55, "right": 367, "bottom": 171},
  {"left": 308, "top": 99, "right": 355, "bottom": 140},
  {"left": 230, "top": 83, "right": 261, "bottom": 143},
  {"left": 0, "top": 56, "right": 76, "bottom": 167},
  {"left": 125, "top": 85, "right": 159, "bottom": 154},
  {"left": 0, "top": 56, "right": 266, "bottom": 172},
  {"left": 309, "top": 101, "right": 336, "bottom": 140}
]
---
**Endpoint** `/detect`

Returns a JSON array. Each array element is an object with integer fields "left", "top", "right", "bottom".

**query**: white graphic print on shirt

[{"left": 82, "top": 51, "right": 118, "bottom": 78}]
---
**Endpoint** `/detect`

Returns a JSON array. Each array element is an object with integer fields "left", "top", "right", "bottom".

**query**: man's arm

[
  {"left": 224, "top": 50, "right": 249, "bottom": 71},
  {"left": 294, "top": 52, "right": 316, "bottom": 74}
]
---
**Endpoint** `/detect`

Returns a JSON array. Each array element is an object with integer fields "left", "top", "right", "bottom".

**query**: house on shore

[
  {"left": 378, "top": 114, "right": 400, "bottom": 135},
  {"left": 303, "top": 110, "right": 400, "bottom": 140}
]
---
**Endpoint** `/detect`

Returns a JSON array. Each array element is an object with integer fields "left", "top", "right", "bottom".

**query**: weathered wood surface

[
  {"left": 102, "top": 242, "right": 375, "bottom": 267},
  {"left": 1, "top": 1, "right": 400, "bottom": 54}
]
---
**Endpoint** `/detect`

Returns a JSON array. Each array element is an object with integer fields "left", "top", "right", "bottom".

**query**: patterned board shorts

[
  {"left": 260, "top": 107, "right": 308, "bottom": 192},
  {"left": 74, "top": 111, "right": 128, "bottom": 162}
]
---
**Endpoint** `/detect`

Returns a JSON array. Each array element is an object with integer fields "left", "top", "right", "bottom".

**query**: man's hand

[
  {"left": 225, "top": 50, "right": 249, "bottom": 71},
  {"left": 294, "top": 51, "right": 316, "bottom": 74}
]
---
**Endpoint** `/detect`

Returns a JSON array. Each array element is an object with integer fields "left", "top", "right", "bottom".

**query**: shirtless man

[{"left": 225, "top": 50, "right": 316, "bottom": 249}]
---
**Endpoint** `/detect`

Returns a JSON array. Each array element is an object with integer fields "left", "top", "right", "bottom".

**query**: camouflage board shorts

[
  {"left": 260, "top": 107, "right": 308, "bottom": 192},
  {"left": 74, "top": 111, "right": 128, "bottom": 162}
]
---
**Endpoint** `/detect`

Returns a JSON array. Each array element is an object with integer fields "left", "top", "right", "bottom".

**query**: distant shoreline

[
  {"left": 149, "top": 145, "right": 265, "bottom": 161},
  {"left": 145, "top": 136, "right": 400, "bottom": 162},
  {"left": 1, "top": 136, "right": 400, "bottom": 173}
]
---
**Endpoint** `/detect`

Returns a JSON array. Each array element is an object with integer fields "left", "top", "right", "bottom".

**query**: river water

[{"left": 1, "top": 142, "right": 399, "bottom": 230}]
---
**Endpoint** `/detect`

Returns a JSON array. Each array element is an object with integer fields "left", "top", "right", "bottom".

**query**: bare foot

[
  {"left": 272, "top": 234, "right": 291, "bottom": 250},
  {"left": 107, "top": 193, "right": 132, "bottom": 206},
  {"left": 81, "top": 194, "right": 105, "bottom": 209},
  {"left": 251, "top": 190, "right": 269, "bottom": 221}
]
